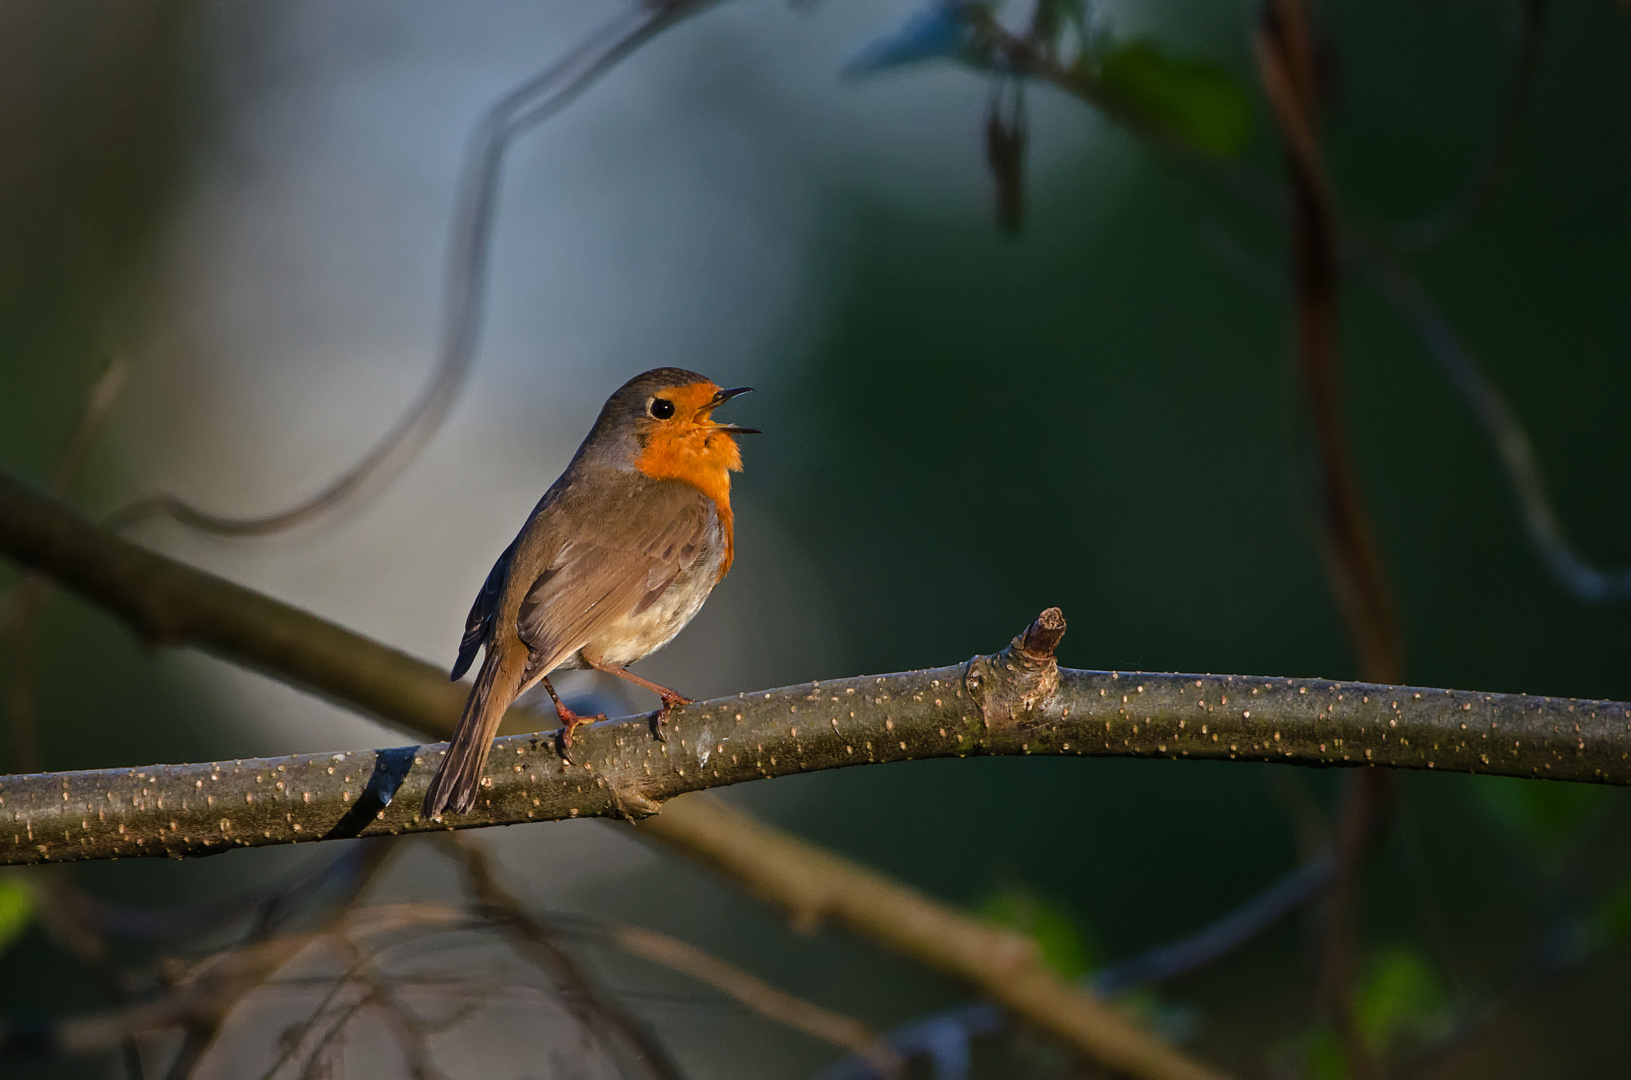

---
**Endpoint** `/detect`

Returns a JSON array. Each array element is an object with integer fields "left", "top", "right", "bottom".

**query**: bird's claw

[
  {"left": 554, "top": 706, "right": 607, "bottom": 763},
  {"left": 649, "top": 694, "right": 692, "bottom": 743}
]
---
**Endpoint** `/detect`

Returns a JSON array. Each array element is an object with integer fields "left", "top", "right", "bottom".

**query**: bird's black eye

[{"left": 649, "top": 397, "right": 675, "bottom": 420}]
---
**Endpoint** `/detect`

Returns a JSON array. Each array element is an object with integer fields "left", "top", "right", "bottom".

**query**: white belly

[{"left": 576, "top": 533, "right": 727, "bottom": 668}]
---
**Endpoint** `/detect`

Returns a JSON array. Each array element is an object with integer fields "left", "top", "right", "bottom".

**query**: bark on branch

[
  {"left": 0, "top": 474, "right": 1628, "bottom": 869},
  {"left": 0, "top": 482, "right": 1617, "bottom": 874},
  {"left": 2, "top": 623, "right": 1625, "bottom": 866},
  {"left": 0, "top": 473, "right": 1617, "bottom": 1080}
]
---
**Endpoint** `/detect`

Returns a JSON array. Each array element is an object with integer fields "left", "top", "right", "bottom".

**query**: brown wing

[
  {"left": 450, "top": 538, "right": 514, "bottom": 681},
  {"left": 513, "top": 478, "right": 715, "bottom": 685}
]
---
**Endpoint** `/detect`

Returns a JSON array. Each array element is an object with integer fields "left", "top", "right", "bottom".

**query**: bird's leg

[
  {"left": 583, "top": 658, "right": 691, "bottom": 742},
  {"left": 539, "top": 676, "right": 604, "bottom": 758}
]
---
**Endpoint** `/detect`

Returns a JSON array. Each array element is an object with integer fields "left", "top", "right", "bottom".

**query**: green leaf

[
  {"left": 0, "top": 879, "right": 35, "bottom": 957},
  {"left": 1306, "top": 1025, "right": 1349, "bottom": 1080},
  {"left": 1300, "top": 949, "right": 1449, "bottom": 1078},
  {"left": 1356, "top": 947, "right": 1450, "bottom": 1051},
  {"left": 1094, "top": 41, "right": 1253, "bottom": 158},
  {"left": 1471, "top": 774, "right": 1608, "bottom": 848},
  {"left": 977, "top": 883, "right": 1096, "bottom": 978}
]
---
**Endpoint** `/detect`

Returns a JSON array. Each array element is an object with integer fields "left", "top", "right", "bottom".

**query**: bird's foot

[
  {"left": 554, "top": 702, "right": 607, "bottom": 762},
  {"left": 649, "top": 692, "right": 692, "bottom": 743}
]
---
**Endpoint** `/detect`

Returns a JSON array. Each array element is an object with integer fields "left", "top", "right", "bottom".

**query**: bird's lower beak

[{"left": 700, "top": 386, "right": 761, "bottom": 434}]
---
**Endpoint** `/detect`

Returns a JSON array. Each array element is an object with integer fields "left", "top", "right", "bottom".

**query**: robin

[{"left": 420, "top": 368, "right": 758, "bottom": 819}]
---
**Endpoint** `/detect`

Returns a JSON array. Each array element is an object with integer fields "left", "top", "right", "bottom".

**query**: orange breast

[{"left": 632, "top": 384, "right": 743, "bottom": 576}]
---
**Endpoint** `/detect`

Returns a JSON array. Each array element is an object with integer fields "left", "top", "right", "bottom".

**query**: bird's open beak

[{"left": 700, "top": 386, "right": 760, "bottom": 434}]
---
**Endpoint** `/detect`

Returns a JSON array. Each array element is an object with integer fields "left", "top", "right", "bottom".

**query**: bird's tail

[{"left": 422, "top": 639, "right": 524, "bottom": 819}]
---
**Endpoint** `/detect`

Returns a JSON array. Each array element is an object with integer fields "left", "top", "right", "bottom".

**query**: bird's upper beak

[{"left": 699, "top": 386, "right": 760, "bottom": 434}]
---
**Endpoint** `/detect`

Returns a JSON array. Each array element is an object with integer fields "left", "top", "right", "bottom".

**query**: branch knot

[
  {"left": 606, "top": 779, "right": 664, "bottom": 821},
  {"left": 965, "top": 608, "right": 1066, "bottom": 728}
]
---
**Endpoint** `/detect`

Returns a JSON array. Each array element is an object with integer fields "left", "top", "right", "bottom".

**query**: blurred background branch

[
  {"left": 448, "top": 834, "right": 687, "bottom": 1080},
  {"left": 2, "top": 479, "right": 1630, "bottom": 855},
  {"left": 640, "top": 797, "right": 1230, "bottom": 1080},
  {"left": 817, "top": 851, "right": 1336, "bottom": 1080},
  {"left": 1, "top": 354, "right": 129, "bottom": 773},
  {"left": 105, "top": 0, "right": 720, "bottom": 540},
  {"left": 3, "top": 1, "right": 1631, "bottom": 1077}
]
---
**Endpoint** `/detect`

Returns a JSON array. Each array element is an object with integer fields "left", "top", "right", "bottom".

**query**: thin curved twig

[
  {"left": 171, "top": 838, "right": 398, "bottom": 1080},
  {"left": 1199, "top": 217, "right": 1631, "bottom": 605},
  {"left": 960, "top": 0, "right": 1621, "bottom": 613},
  {"left": 0, "top": 356, "right": 135, "bottom": 1074},
  {"left": 815, "top": 853, "right": 1336, "bottom": 1080},
  {"left": 1354, "top": 246, "right": 1631, "bottom": 603},
  {"left": 1255, "top": 7, "right": 1393, "bottom": 1079},
  {"left": 107, "top": 0, "right": 717, "bottom": 539},
  {"left": 1255, "top": 0, "right": 1400, "bottom": 688},
  {"left": 7, "top": 489, "right": 1631, "bottom": 861},
  {"left": 250, "top": 954, "right": 374, "bottom": 1080},
  {"left": 1391, "top": 0, "right": 1549, "bottom": 252},
  {"left": 2, "top": 355, "right": 129, "bottom": 771},
  {"left": 640, "top": 796, "right": 1228, "bottom": 1080},
  {"left": 449, "top": 835, "right": 686, "bottom": 1080},
  {"left": 12, "top": 478, "right": 1631, "bottom": 1077},
  {"left": 605, "top": 921, "right": 902, "bottom": 1076},
  {"left": 54, "top": 842, "right": 390, "bottom": 945},
  {"left": 32, "top": 879, "right": 149, "bottom": 1080}
]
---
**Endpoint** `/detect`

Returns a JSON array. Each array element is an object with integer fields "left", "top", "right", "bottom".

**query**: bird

[{"left": 420, "top": 368, "right": 758, "bottom": 819}]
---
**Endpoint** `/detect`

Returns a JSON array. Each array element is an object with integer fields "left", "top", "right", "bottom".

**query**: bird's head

[{"left": 585, "top": 368, "right": 758, "bottom": 501}]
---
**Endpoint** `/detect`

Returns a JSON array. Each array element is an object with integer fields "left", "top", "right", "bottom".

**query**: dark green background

[{"left": 2, "top": 1, "right": 1629, "bottom": 1077}]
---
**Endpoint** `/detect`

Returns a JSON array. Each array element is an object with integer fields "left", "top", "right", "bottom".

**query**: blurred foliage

[
  {"left": 1304, "top": 1029, "right": 1351, "bottom": 1080},
  {"left": 0, "top": 878, "right": 34, "bottom": 959},
  {"left": 2, "top": 0, "right": 1631, "bottom": 1077},
  {"left": 1355, "top": 946, "right": 1451, "bottom": 1050},
  {"left": 1305, "top": 946, "right": 1450, "bottom": 1079},
  {"left": 1471, "top": 774, "right": 1610, "bottom": 849},
  {"left": 769, "top": 0, "right": 1631, "bottom": 1074},
  {"left": 1121, "top": 987, "right": 1201, "bottom": 1047},
  {"left": 976, "top": 881, "right": 1097, "bottom": 978},
  {"left": 1092, "top": 40, "right": 1253, "bottom": 157}
]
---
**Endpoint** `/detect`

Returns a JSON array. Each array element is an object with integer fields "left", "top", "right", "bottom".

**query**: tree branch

[
  {"left": 0, "top": 473, "right": 1234, "bottom": 1080},
  {"left": 4, "top": 354, "right": 130, "bottom": 772},
  {"left": 0, "top": 472, "right": 471, "bottom": 738},
  {"left": 1, "top": 473, "right": 1628, "bottom": 871},
  {"left": 105, "top": 0, "right": 716, "bottom": 540},
  {"left": 1256, "top": 0, "right": 1400, "bottom": 688},
  {"left": 1256, "top": 8, "right": 1395, "bottom": 1074},
  {"left": 2, "top": 635, "right": 1623, "bottom": 866},
  {"left": 4, "top": 474, "right": 1625, "bottom": 1080},
  {"left": 639, "top": 797, "right": 1221, "bottom": 1080}
]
